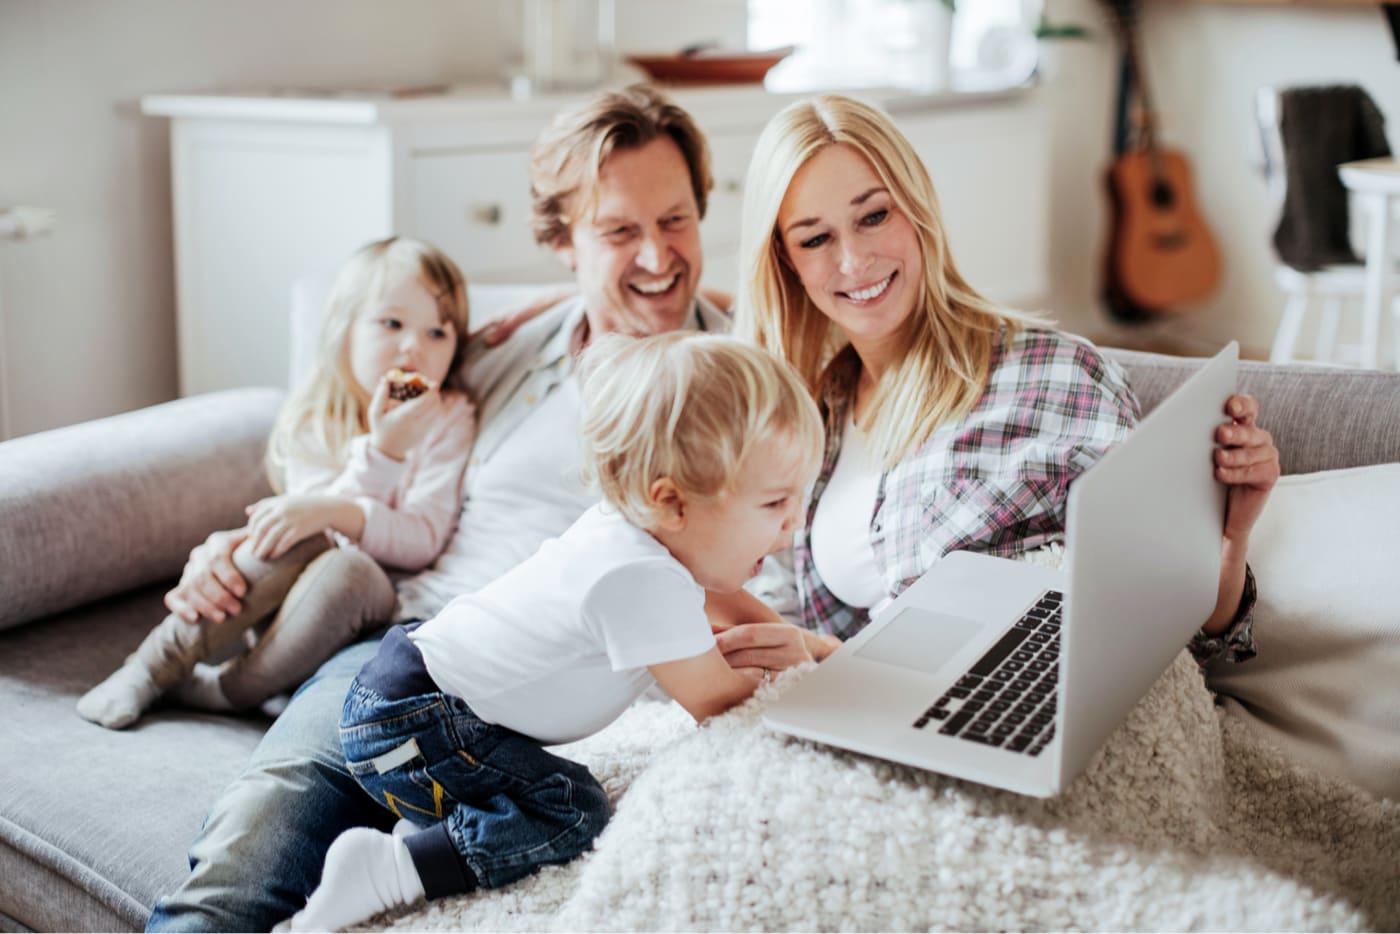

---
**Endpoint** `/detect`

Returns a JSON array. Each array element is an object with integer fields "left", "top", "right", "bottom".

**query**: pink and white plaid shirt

[{"left": 794, "top": 326, "right": 1256, "bottom": 664}]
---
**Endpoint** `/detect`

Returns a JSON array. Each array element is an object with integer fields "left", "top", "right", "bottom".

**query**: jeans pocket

[{"left": 346, "top": 737, "right": 451, "bottom": 824}]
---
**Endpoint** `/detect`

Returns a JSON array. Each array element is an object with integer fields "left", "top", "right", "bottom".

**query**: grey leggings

[{"left": 129, "top": 537, "right": 397, "bottom": 709}]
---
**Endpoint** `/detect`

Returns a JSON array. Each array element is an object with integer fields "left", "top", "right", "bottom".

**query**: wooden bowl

[{"left": 626, "top": 47, "right": 795, "bottom": 85}]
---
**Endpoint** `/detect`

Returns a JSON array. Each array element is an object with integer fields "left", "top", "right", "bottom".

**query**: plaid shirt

[{"left": 795, "top": 327, "right": 1257, "bottom": 665}]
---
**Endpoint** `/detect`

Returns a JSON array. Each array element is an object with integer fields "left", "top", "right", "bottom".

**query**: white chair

[{"left": 1256, "top": 87, "right": 1395, "bottom": 367}]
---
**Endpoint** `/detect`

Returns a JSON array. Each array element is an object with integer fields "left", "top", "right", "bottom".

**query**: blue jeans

[
  {"left": 342, "top": 627, "right": 611, "bottom": 895},
  {"left": 147, "top": 636, "right": 391, "bottom": 933}
]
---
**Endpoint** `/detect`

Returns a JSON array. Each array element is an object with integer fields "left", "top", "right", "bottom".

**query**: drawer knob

[
  {"left": 470, "top": 204, "right": 503, "bottom": 225},
  {"left": 722, "top": 179, "right": 742, "bottom": 194}
]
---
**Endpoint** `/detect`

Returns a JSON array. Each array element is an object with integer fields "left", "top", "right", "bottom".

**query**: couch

[{"left": 2, "top": 345, "right": 1398, "bottom": 933}]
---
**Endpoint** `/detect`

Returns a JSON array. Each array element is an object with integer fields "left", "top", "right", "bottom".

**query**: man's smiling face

[{"left": 557, "top": 135, "right": 704, "bottom": 338}]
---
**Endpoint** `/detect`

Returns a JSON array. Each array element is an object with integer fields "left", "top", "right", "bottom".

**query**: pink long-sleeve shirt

[{"left": 282, "top": 393, "right": 475, "bottom": 571}]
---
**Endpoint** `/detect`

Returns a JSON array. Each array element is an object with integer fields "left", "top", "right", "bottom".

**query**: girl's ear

[{"left": 647, "top": 477, "right": 686, "bottom": 531}]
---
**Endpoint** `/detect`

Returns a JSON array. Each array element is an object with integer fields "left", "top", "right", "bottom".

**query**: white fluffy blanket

[{"left": 362, "top": 652, "right": 1399, "bottom": 932}]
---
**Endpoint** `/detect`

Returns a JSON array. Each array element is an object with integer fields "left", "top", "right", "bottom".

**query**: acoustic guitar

[{"left": 1100, "top": 0, "right": 1222, "bottom": 313}]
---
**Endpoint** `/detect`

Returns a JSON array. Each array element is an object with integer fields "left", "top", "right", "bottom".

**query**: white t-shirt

[
  {"left": 410, "top": 503, "right": 715, "bottom": 745},
  {"left": 396, "top": 376, "right": 589, "bottom": 621},
  {"left": 810, "top": 414, "right": 889, "bottom": 616}
]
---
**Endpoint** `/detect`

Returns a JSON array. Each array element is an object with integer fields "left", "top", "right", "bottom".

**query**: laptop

[{"left": 763, "top": 343, "right": 1239, "bottom": 797}]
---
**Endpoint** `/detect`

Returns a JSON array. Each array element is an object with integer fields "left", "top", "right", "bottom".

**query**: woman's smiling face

[{"left": 776, "top": 143, "right": 923, "bottom": 364}]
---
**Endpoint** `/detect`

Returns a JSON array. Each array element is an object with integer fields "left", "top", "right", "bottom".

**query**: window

[{"left": 749, "top": 0, "right": 1039, "bottom": 93}]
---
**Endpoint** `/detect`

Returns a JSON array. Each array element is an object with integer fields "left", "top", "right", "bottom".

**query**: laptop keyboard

[{"left": 911, "top": 590, "right": 1062, "bottom": 756}]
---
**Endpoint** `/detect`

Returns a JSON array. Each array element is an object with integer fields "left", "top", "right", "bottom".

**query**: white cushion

[{"left": 1207, "top": 463, "right": 1400, "bottom": 799}]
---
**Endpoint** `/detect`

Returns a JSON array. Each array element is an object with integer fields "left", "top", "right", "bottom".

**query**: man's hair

[
  {"left": 528, "top": 84, "right": 713, "bottom": 250},
  {"left": 732, "top": 93, "right": 1044, "bottom": 469},
  {"left": 577, "top": 333, "right": 823, "bottom": 530}
]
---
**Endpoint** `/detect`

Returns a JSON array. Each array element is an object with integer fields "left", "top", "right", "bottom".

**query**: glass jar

[{"left": 500, "top": 0, "right": 616, "bottom": 96}]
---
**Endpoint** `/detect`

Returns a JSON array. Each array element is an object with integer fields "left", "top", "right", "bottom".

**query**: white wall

[
  {"left": 0, "top": 0, "right": 743, "bottom": 440},
  {"left": 1, "top": 0, "right": 1392, "bottom": 438},
  {"left": 1040, "top": 0, "right": 1399, "bottom": 359}
]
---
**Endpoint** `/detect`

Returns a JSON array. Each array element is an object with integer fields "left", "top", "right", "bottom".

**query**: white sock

[
  {"left": 76, "top": 662, "right": 162, "bottom": 729},
  {"left": 275, "top": 827, "right": 426, "bottom": 932},
  {"left": 167, "top": 663, "right": 235, "bottom": 712}
]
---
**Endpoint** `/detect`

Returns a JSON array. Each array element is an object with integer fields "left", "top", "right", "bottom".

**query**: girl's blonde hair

[
  {"left": 265, "top": 236, "right": 470, "bottom": 489},
  {"left": 732, "top": 94, "right": 1045, "bottom": 468},
  {"left": 578, "top": 332, "right": 824, "bottom": 530}
]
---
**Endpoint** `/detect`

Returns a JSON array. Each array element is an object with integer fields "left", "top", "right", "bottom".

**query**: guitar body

[{"left": 1107, "top": 148, "right": 1222, "bottom": 310}]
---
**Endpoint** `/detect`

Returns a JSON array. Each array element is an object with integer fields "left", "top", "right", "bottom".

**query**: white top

[
  {"left": 810, "top": 415, "right": 889, "bottom": 616},
  {"left": 410, "top": 504, "right": 716, "bottom": 745},
  {"left": 283, "top": 394, "right": 475, "bottom": 572}
]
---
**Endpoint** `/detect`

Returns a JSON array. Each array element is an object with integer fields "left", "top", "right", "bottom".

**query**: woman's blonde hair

[
  {"left": 264, "top": 236, "right": 470, "bottom": 489},
  {"left": 733, "top": 94, "right": 1045, "bottom": 468},
  {"left": 577, "top": 332, "right": 824, "bottom": 530}
]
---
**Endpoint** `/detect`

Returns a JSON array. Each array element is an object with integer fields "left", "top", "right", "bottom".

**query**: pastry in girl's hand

[{"left": 385, "top": 368, "right": 433, "bottom": 401}]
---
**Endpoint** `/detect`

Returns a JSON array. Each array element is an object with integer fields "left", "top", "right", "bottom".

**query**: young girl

[
  {"left": 276, "top": 332, "right": 824, "bottom": 933},
  {"left": 77, "top": 236, "right": 476, "bottom": 730}
]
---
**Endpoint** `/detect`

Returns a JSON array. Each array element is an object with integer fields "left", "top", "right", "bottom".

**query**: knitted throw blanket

[
  {"left": 364, "top": 653, "right": 1399, "bottom": 932},
  {"left": 1272, "top": 84, "right": 1391, "bottom": 272}
]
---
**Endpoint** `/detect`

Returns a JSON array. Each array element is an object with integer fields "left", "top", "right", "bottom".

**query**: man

[{"left": 148, "top": 84, "right": 730, "bottom": 933}]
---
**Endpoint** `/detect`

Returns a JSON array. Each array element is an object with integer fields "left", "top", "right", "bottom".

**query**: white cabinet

[{"left": 144, "top": 85, "right": 1047, "bottom": 397}]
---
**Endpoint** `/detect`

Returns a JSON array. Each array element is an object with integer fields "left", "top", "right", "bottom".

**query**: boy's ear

[{"left": 647, "top": 477, "right": 686, "bottom": 530}]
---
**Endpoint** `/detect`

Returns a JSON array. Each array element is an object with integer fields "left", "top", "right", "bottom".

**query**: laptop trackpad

[{"left": 854, "top": 607, "right": 989, "bottom": 676}]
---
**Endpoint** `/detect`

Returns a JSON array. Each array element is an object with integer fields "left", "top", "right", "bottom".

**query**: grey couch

[{"left": 2, "top": 349, "right": 1398, "bottom": 933}]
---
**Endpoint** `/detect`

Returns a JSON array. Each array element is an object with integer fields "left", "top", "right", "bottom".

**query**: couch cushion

[
  {"left": 0, "top": 388, "right": 281, "bottom": 631},
  {"left": 1206, "top": 464, "right": 1400, "bottom": 799},
  {"left": 0, "top": 588, "right": 268, "bottom": 932},
  {"left": 1107, "top": 349, "right": 1400, "bottom": 474}
]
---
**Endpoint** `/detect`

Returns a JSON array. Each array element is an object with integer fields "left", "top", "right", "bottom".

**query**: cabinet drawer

[{"left": 408, "top": 150, "right": 559, "bottom": 283}]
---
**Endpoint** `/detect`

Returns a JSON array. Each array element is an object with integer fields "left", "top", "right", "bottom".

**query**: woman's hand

[
  {"left": 245, "top": 495, "right": 361, "bottom": 560},
  {"left": 367, "top": 377, "right": 449, "bottom": 461},
  {"left": 713, "top": 621, "right": 840, "bottom": 674},
  {"left": 163, "top": 527, "right": 249, "bottom": 624},
  {"left": 1215, "top": 394, "right": 1280, "bottom": 546}
]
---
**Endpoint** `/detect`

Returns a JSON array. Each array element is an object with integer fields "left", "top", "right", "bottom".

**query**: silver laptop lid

[{"left": 1055, "top": 343, "right": 1237, "bottom": 786}]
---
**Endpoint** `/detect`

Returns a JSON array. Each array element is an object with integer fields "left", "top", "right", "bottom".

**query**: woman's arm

[{"left": 1201, "top": 394, "right": 1278, "bottom": 636}]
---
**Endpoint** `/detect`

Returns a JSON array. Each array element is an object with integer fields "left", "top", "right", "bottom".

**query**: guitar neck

[{"left": 1102, "top": 0, "right": 1163, "bottom": 162}]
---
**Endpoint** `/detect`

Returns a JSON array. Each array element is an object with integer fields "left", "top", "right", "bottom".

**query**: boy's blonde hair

[
  {"left": 733, "top": 94, "right": 1045, "bottom": 469},
  {"left": 578, "top": 333, "right": 824, "bottom": 530},
  {"left": 265, "top": 237, "right": 470, "bottom": 490}
]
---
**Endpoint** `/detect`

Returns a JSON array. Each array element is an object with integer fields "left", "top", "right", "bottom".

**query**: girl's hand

[
  {"left": 714, "top": 621, "right": 838, "bottom": 673},
  {"left": 245, "top": 494, "right": 353, "bottom": 560},
  {"left": 1214, "top": 394, "right": 1280, "bottom": 546},
  {"left": 368, "top": 374, "right": 446, "bottom": 460}
]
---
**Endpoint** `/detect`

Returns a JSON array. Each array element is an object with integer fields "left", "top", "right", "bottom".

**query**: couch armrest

[{"left": 0, "top": 388, "right": 284, "bottom": 630}]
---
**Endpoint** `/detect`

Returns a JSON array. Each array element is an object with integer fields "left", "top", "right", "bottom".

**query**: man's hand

[{"left": 164, "top": 527, "right": 249, "bottom": 624}]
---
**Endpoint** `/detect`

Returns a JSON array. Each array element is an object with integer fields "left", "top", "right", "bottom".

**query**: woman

[{"left": 717, "top": 94, "right": 1277, "bottom": 668}]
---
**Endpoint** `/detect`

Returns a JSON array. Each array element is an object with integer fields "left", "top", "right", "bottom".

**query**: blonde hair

[
  {"left": 733, "top": 94, "right": 1045, "bottom": 468},
  {"left": 529, "top": 83, "right": 713, "bottom": 250},
  {"left": 264, "top": 236, "right": 470, "bottom": 489},
  {"left": 577, "top": 332, "right": 824, "bottom": 530}
]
